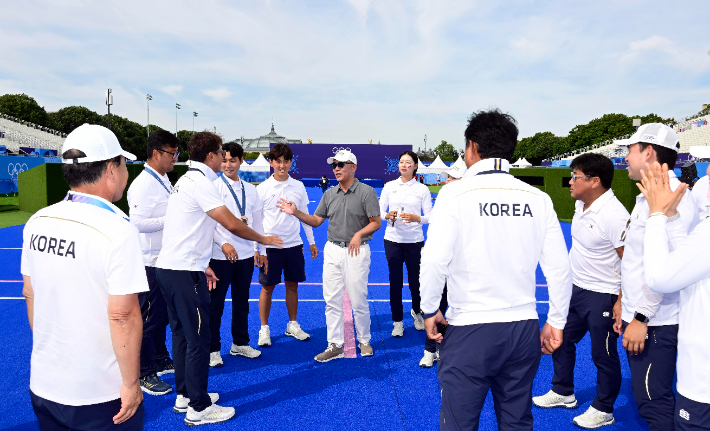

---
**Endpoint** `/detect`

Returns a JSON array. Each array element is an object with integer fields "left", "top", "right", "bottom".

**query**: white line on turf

[{"left": 0, "top": 248, "right": 22, "bottom": 250}]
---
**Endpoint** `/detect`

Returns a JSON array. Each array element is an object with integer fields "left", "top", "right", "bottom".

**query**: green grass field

[
  {"left": 0, "top": 195, "right": 31, "bottom": 228},
  {"left": 427, "top": 185, "right": 442, "bottom": 194}
]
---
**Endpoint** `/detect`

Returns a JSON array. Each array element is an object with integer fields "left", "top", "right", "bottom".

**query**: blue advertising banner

[
  {"left": 273, "top": 143, "right": 412, "bottom": 181},
  {"left": 0, "top": 155, "right": 61, "bottom": 194}
]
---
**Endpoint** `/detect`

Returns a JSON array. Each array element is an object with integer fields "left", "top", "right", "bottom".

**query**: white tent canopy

[
  {"left": 243, "top": 153, "right": 270, "bottom": 172},
  {"left": 512, "top": 158, "right": 532, "bottom": 167},
  {"left": 425, "top": 156, "right": 449, "bottom": 175}
]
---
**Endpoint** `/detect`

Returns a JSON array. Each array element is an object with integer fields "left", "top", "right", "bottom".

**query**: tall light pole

[
  {"left": 193, "top": 112, "right": 198, "bottom": 134},
  {"left": 105, "top": 88, "right": 113, "bottom": 130},
  {"left": 146, "top": 94, "right": 152, "bottom": 139},
  {"left": 424, "top": 134, "right": 427, "bottom": 153},
  {"left": 175, "top": 103, "right": 181, "bottom": 134}
]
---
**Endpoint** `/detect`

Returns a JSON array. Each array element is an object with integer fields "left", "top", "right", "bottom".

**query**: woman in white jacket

[{"left": 379, "top": 151, "right": 433, "bottom": 339}]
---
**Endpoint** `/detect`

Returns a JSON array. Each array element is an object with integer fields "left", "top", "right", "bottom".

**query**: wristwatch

[{"left": 634, "top": 312, "right": 650, "bottom": 324}]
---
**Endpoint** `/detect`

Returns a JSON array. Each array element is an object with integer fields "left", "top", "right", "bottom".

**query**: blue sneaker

[
  {"left": 156, "top": 358, "right": 174, "bottom": 376},
  {"left": 140, "top": 373, "right": 172, "bottom": 396}
]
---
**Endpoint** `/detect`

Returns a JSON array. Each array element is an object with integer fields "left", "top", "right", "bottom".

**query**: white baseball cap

[
  {"left": 443, "top": 164, "right": 464, "bottom": 179},
  {"left": 327, "top": 149, "right": 357, "bottom": 165},
  {"left": 689, "top": 146, "right": 710, "bottom": 159},
  {"left": 615, "top": 123, "right": 680, "bottom": 153},
  {"left": 61, "top": 124, "right": 136, "bottom": 164}
]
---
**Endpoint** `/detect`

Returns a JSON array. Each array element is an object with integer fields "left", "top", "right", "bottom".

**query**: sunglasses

[
  {"left": 331, "top": 161, "right": 354, "bottom": 169},
  {"left": 213, "top": 150, "right": 226, "bottom": 155},
  {"left": 570, "top": 172, "right": 592, "bottom": 182},
  {"left": 157, "top": 148, "right": 180, "bottom": 159}
]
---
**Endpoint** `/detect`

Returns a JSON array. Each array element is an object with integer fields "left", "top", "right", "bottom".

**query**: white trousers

[{"left": 322, "top": 241, "right": 371, "bottom": 346}]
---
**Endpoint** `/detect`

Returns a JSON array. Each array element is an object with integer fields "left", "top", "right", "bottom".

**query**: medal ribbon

[
  {"left": 63, "top": 192, "right": 128, "bottom": 221},
  {"left": 221, "top": 174, "right": 247, "bottom": 217}
]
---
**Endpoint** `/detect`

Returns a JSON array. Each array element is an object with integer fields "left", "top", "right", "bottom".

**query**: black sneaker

[
  {"left": 156, "top": 358, "right": 175, "bottom": 376},
  {"left": 140, "top": 373, "right": 172, "bottom": 396}
]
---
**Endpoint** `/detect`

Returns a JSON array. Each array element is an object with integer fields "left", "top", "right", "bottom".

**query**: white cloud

[
  {"left": 160, "top": 85, "right": 183, "bottom": 97},
  {"left": 202, "top": 87, "right": 233, "bottom": 102}
]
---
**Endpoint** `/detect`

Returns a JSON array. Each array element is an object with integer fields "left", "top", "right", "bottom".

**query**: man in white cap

[
  {"left": 615, "top": 123, "right": 698, "bottom": 430},
  {"left": 277, "top": 149, "right": 381, "bottom": 362},
  {"left": 443, "top": 164, "right": 464, "bottom": 183},
  {"left": 22, "top": 124, "right": 147, "bottom": 429},
  {"left": 689, "top": 146, "right": 710, "bottom": 219}
]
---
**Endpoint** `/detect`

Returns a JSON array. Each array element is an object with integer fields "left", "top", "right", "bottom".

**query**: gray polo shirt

[{"left": 314, "top": 179, "right": 381, "bottom": 243}]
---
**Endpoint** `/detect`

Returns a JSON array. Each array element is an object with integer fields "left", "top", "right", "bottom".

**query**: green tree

[
  {"left": 49, "top": 106, "right": 105, "bottom": 135},
  {"left": 176, "top": 130, "right": 192, "bottom": 162},
  {"left": 433, "top": 140, "right": 458, "bottom": 161},
  {"left": 103, "top": 114, "right": 149, "bottom": 161},
  {"left": 0, "top": 94, "right": 53, "bottom": 129},
  {"left": 514, "top": 132, "right": 567, "bottom": 165}
]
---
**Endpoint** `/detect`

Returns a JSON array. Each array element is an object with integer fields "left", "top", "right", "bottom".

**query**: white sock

[
  {"left": 261, "top": 325, "right": 268, "bottom": 330},
  {"left": 289, "top": 320, "right": 297, "bottom": 325}
]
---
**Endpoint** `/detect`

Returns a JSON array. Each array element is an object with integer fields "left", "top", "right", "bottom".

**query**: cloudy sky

[{"left": 1, "top": 0, "right": 709, "bottom": 149}]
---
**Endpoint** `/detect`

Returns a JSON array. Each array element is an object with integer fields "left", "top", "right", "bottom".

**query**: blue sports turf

[{"left": 0, "top": 187, "right": 651, "bottom": 430}]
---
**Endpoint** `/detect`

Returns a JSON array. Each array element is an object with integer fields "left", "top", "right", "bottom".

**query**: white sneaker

[
  {"left": 285, "top": 321, "right": 310, "bottom": 341},
  {"left": 184, "top": 403, "right": 235, "bottom": 426},
  {"left": 411, "top": 309, "right": 425, "bottom": 331},
  {"left": 419, "top": 350, "right": 439, "bottom": 368},
  {"left": 573, "top": 406, "right": 615, "bottom": 429},
  {"left": 173, "top": 393, "right": 219, "bottom": 414},
  {"left": 209, "top": 351, "right": 223, "bottom": 368},
  {"left": 258, "top": 326, "right": 271, "bottom": 347},
  {"left": 230, "top": 344, "right": 262, "bottom": 358},
  {"left": 532, "top": 390, "right": 578, "bottom": 409},
  {"left": 392, "top": 322, "right": 404, "bottom": 337}
]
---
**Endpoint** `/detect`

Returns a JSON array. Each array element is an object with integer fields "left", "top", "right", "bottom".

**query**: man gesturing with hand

[{"left": 277, "top": 149, "right": 381, "bottom": 362}]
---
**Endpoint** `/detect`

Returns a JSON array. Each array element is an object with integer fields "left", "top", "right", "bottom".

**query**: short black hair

[
  {"left": 570, "top": 153, "right": 615, "bottom": 189},
  {"left": 222, "top": 142, "right": 244, "bottom": 160},
  {"left": 62, "top": 149, "right": 122, "bottom": 188},
  {"left": 638, "top": 142, "right": 679, "bottom": 168},
  {"left": 188, "top": 131, "right": 222, "bottom": 163},
  {"left": 269, "top": 143, "right": 293, "bottom": 161},
  {"left": 464, "top": 109, "right": 518, "bottom": 161},
  {"left": 399, "top": 150, "right": 419, "bottom": 176},
  {"left": 147, "top": 130, "right": 179, "bottom": 160}
]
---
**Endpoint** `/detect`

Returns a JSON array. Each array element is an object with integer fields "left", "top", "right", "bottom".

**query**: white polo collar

[
  {"left": 188, "top": 160, "right": 218, "bottom": 181},
  {"left": 396, "top": 177, "right": 418, "bottom": 186},
  {"left": 581, "top": 189, "right": 616, "bottom": 214},
  {"left": 463, "top": 158, "right": 510, "bottom": 178}
]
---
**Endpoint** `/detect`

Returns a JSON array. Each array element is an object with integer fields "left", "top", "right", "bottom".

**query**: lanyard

[
  {"left": 144, "top": 167, "right": 171, "bottom": 195},
  {"left": 220, "top": 174, "right": 247, "bottom": 217},
  {"left": 188, "top": 168, "right": 205, "bottom": 176},
  {"left": 63, "top": 192, "right": 128, "bottom": 221}
]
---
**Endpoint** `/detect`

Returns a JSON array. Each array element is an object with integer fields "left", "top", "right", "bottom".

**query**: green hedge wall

[
  {"left": 18, "top": 164, "right": 639, "bottom": 221},
  {"left": 510, "top": 168, "right": 638, "bottom": 220}
]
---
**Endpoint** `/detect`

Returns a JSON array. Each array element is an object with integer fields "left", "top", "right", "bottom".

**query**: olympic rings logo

[
  {"left": 332, "top": 147, "right": 351, "bottom": 154},
  {"left": 7, "top": 163, "right": 29, "bottom": 179}
]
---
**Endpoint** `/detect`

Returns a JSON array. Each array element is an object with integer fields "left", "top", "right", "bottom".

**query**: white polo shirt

[
  {"left": 212, "top": 175, "right": 264, "bottom": 261},
  {"left": 569, "top": 189, "right": 629, "bottom": 294},
  {"left": 156, "top": 161, "right": 225, "bottom": 272},
  {"left": 620, "top": 171, "right": 698, "bottom": 326},
  {"left": 420, "top": 158, "right": 572, "bottom": 329},
  {"left": 644, "top": 216, "right": 710, "bottom": 403},
  {"left": 127, "top": 165, "right": 172, "bottom": 267},
  {"left": 691, "top": 175, "right": 710, "bottom": 219},
  {"left": 256, "top": 175, "right": 315, "bottom": 254},
  {"left": 379, "top": 177, "right": 433, "bottom": 243},
  {"left": 20, "top": 193, "right": 148, "bottom": 406}
]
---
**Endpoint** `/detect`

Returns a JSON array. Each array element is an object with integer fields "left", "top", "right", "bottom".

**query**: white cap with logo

[
  {"left": 615, "top": 123, "right": 680, "bottom": 153},
  {"left": 327, "top": 149, "right": 357, "bottom": 165},
  {"left": 61, "top": 124, "right": 136, "bottom": 164},
  {"left": 443, "top": 164, "right": 465, "bottom": 179}
]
